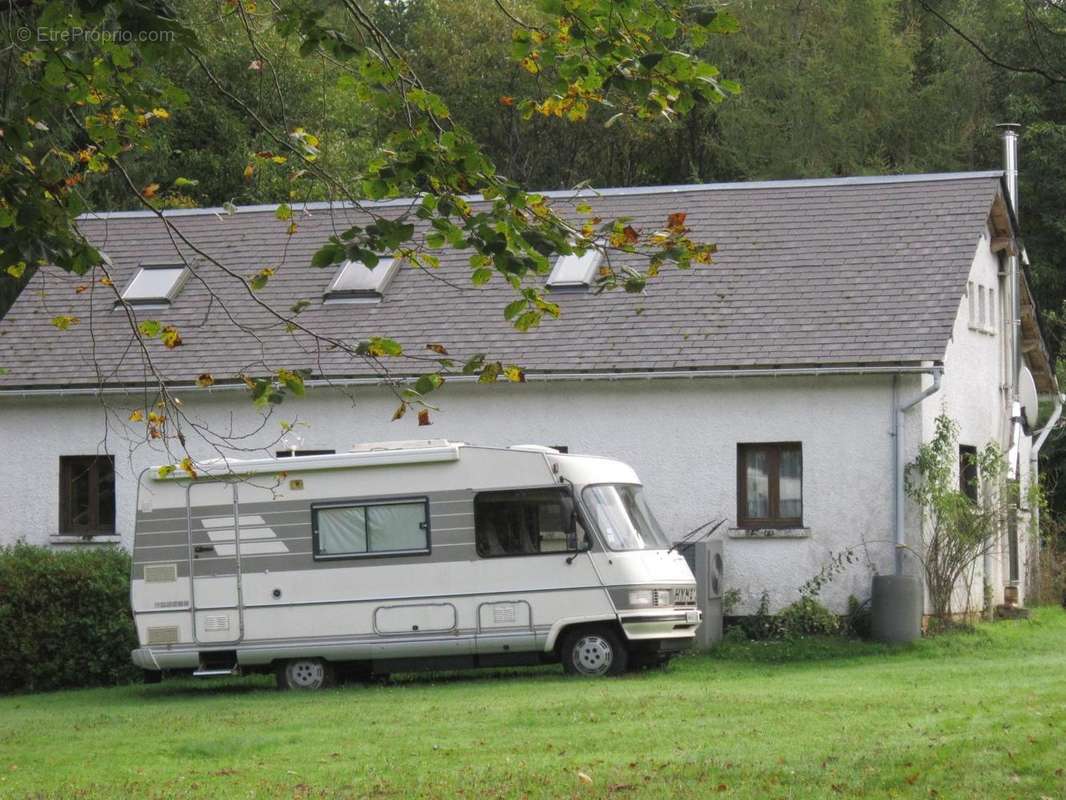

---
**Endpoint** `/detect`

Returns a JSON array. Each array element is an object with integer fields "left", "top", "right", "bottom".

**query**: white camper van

[{"left": 130, "top": 441, "right": 701, "bottom": 688}]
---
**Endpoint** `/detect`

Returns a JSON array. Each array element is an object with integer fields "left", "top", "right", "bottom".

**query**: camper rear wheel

[
  {"left": 276, "top": 658, "right": 335, "bottom": 691},
  {"left": 559, "top": 626, "right": 628, "bottom": 677}
]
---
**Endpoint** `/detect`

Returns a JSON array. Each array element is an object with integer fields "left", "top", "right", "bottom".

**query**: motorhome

[{"left": 130, "top": 441, "right": 702, "bottom": 688}]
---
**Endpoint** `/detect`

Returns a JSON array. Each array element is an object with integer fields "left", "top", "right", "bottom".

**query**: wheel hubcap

[
  {"left": 573, "top": 635, "right": 613, "bottom": 675},
  {"left": 287, "top": 660, "right": 324, "bottom": 688}
]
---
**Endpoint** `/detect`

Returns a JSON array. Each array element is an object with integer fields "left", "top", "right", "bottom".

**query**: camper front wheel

[
  {"left": 560, "top": 626, "right": 628, "bottom": 677},
  {"left": 276, "top": 658, "right": 335, "bottom": 690}
]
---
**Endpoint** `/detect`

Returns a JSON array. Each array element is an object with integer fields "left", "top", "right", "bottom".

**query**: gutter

[
  {"left": 0, "top": 363, "right": 941, "bottom": 398},
  {"left": 894, "top": 368, "right": 944, "bottom": 575}
]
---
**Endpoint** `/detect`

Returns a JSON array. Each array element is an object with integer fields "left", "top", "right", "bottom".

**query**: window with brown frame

[
  {"left": 59, "top": 455, "right": 116, "bottom": 535},
  {"left": 737, "top": 443, "right": 803, "bottom": 528}
]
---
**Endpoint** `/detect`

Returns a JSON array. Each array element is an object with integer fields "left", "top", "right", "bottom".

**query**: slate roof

[{"left": 0, "top": 172, "right": 1009, "bottom": 391}]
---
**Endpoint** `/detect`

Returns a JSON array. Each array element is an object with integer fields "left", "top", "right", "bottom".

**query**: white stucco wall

[
  {"left": 923, "top": 228, "right": 1033, "bottom": 610},
  {"left": 0, "top": 373, "right": 912, "bottom": 614}
]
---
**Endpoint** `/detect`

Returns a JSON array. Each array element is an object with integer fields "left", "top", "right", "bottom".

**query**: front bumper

[{"left": 619, "top": 608, "right": 702, "bottom": 641}]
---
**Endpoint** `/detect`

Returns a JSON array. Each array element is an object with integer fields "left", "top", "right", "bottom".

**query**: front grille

[{"left": 672, "top": 586, "right": 697, "bottom": 606}]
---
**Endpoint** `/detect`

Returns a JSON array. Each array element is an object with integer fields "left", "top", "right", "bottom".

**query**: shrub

[
  {"left": 842, "top": 594, "right": 873, "bottom": 639},
  {"left": 777, "top": 596, "right": 840, "bottom": 637},
  {"left": 0, "top": 543, "right": 140, "bottom": 693}
]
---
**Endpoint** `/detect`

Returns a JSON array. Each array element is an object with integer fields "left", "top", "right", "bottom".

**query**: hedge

[{"left": 0, "top": 543, "right": 140, "bottom": 693}]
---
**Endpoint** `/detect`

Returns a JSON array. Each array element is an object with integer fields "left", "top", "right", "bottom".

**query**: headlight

[{"left": 627, "top": 590, "right": 654, "bottom": 608}]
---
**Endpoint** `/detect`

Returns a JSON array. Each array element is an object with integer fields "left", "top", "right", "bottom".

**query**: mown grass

[{"left": 1, "top": 609, "right": 1065, "bottom": 799}]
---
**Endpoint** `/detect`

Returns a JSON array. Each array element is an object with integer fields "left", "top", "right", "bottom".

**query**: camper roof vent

[{"left": 349, "top": 439, "right": 457, "bottom": 453}]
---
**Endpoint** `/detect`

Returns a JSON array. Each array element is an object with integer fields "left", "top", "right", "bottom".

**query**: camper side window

[
  {"left": 474, "top": 488, "right": 585, "bottom": 558},
  {"left": 312, "top": 498, "right": 429, "bottom": 559}
]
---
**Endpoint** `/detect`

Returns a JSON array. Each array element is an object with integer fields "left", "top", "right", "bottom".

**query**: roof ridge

[{"left": 77, "top": 171, "right": 1005, "bottom": 222}]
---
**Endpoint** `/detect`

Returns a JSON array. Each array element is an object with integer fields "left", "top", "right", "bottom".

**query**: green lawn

[{"left": 2, "top": 611, "right": 1065, "bottom": 799}]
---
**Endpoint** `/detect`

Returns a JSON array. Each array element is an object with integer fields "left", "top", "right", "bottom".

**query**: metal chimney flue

[
  {"left": 997, "top": 123, "right": 1024, "bottom": 489},
  {"left": 997, "top": 122, "right": 1021, "bottom": 224}
]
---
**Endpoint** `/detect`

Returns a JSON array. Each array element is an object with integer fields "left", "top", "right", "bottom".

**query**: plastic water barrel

[{"left": 870, "top": 575, "right": 923, "bottom": 643}]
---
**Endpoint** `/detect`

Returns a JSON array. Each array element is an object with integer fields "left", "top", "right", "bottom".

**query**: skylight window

[
  {"left": 323, "top": 258, "right": 399, "bottom": 304},
  {"left": 119, "top": 264, "right": 187, "bottom": 307},
  {"left": 547, "top": 247, "right": 602, "bottom": 289}
]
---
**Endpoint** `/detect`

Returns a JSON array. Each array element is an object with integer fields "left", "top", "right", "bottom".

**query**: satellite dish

[{"left": 1020, "top": 367, "right": 1039, "bottom": 429}]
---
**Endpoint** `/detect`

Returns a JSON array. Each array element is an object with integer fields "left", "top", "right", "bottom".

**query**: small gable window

[
  {"left": 120, "top": 264, "right": 187, "bottom": 306},
  {"left": 547, "top": 247, "right": 602, "bottom": 289},
  {"left": 324, "top": 259, "right": 399, "bottom": 304}
]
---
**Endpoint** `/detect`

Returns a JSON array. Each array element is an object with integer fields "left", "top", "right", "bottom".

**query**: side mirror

[{"left": 560, "top": 492, "right": 577, "bottom": 535}]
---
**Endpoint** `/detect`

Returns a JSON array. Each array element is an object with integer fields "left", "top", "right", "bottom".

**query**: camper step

[{"left": 192, "top": 667, "right": 239, "bottom": 678}]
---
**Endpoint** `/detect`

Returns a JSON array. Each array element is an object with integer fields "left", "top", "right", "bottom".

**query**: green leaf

[
  {"left": 51, "top": 315, "right": 80, "bottom": 331},
  {"left": 462, "top": 353, "right": 486, "bottom": 374},
  {"left": 503, "top": 299, "right": 526, "bottom": 321},
  {"left": 412, "top": 372, "right": 444, "bottom": 396},
  {"left": 357, "top": 337, "right": 403, "bottom": 357},
  {"left": 275, "top": 203, "right": 293, "bottom": 221},
  {"left": 478, "top": 361, "right": 502, "bottom": 383},
  {"left": 471, "top": 267, "right": 493, "bottom": 286},
  {"left": 138, "top": 320, "right": 162, "bottom": 338},
  {"left": 311, "top": 242, "right": 346, "bottom": 269}
]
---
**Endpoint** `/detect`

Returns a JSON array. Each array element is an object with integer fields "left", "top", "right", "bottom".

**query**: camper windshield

[{"left": 582, "top": 484, "right": 671, "bottom": 551}]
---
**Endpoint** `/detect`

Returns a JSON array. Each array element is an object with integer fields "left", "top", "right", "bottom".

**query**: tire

[
  {"left": 560, "top": 626, "right": 628, "bottom": 677},
  {"left": 276, "top": 658, "right": 335, "bottom": 691}
]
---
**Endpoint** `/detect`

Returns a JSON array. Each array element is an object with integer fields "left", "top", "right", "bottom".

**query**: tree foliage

[{"left": 906, "top": 413, "right": 1012, "bottom": 628}]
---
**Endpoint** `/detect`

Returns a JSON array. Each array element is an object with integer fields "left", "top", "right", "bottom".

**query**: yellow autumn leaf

[
  {"left": 128, "top": 409, "right": 144, "bottom": 422},
  {"left": 179, "top": 456, "right": 198, "bottom": 478},
  {"left": 160, "top": 326, "right": 183, "bottom": 348}
]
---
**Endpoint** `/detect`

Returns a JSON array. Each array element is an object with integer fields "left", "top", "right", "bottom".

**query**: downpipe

[{"left": 894, "top": 368, "right": 943, "bottom": 575}]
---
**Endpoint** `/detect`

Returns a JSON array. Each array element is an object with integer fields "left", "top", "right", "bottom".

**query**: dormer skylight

[
  {"left": 119, "top": 264, "right": 188, "bottom": 307},
  {"left": 547, "top": 246, "right": 602, "bottom": 289},
  {"left": 323, "top": 258, "right": 399, "bottom": 304}
]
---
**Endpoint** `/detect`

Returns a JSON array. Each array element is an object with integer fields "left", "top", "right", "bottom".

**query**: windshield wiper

[{"left": 667, "top": 518, "right": 726, "bottom": 554}]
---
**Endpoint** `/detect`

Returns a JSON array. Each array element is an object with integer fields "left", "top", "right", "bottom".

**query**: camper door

[
  {"left": 187, "top": 482, "right": 244, "bottom": 644},
  {"left": 472, "top": 486, "right": 596, "bottom": 654}
]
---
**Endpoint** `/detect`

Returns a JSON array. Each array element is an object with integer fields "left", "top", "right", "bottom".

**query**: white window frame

[
  {"left": 547, "top": 245, "right": 603, "bottom": 289},
  {"left": 118, "top": 264, "right": 188, "bottom": 307},
  {"left": 323, "top": 258, "right": 399, "bottom": 304}
]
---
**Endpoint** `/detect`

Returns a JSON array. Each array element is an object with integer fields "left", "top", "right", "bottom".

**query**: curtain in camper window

[
  {"left": 314, "top": 500, "right": 429, "bottom": 558},
  {"left": 317, "top": 506, "right": 368, "bottom": 554},
  {"left": 367, "top": 503, "right": 427, "bottom": 552}
]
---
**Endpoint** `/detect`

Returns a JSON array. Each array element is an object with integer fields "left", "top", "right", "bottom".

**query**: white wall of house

[
  {"left": 0, "top": 373, "right": 918, "bottom": 614},
  {"left": 922, "top": 230, "right": 1033, "bottom": 610}
]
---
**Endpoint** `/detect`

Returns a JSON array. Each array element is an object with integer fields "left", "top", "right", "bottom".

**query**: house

[{"left": 0, "top": 164, "right": 1057, "bottom": 615}]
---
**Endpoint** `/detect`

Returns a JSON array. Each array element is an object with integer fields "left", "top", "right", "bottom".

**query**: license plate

[
  {"left": 673, "top": 586, "right": 696, "bottom": 605},
  {"left": 685, "top": 610, "right": 701, "bottom": 625}
]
